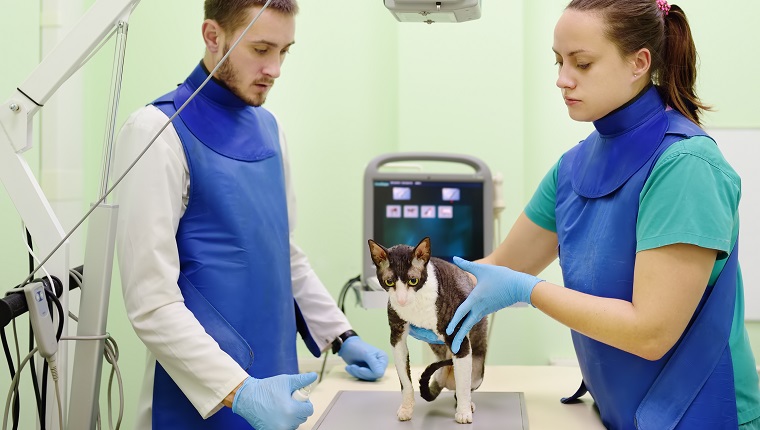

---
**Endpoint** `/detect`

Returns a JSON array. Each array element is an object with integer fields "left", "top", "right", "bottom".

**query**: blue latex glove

[
  {"left": 232, "top": 372, "right": 317, "bottom": 430},
  {"left": 446, "top": 257, "right": 543, "bottom": 353},
  {"left": 337, "top": 336, "right": 388, "bottom": 381},
  {"left": 408, "top": 324, "right": 445, "bottom": 345}
]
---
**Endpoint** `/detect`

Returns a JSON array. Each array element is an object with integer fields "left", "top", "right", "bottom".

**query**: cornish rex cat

[{"left": 368, "top": 237, "right": 488, "bottom": 424}]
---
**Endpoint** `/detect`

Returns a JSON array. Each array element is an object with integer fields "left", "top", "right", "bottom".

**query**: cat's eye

[
  {"left": 408, "top": 278, "right": 419, "bottom": 286},
  {"left": 384, "top": 279, "right": 395, "bottom": 287}
]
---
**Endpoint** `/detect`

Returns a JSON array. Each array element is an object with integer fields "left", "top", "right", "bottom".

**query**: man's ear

[{"left": 202, "top": 19, "right": 224, "bottom": 54}]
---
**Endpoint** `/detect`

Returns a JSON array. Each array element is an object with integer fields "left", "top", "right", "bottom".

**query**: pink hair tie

[{"left": 656, "top": 0, "right": 671, "bottom": 15}]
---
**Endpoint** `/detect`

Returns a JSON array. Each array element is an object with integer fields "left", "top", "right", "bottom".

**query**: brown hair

[
  {"left": 565, "top": 0, "right": 710, "bottom": 125},
  {"left": 205, "top": 0, "right": 299, "bottom": 34}
]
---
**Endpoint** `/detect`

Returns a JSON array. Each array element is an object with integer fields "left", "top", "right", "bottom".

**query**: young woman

[{"left": 439, "top": 0, "right": 760, "bottom": 428}]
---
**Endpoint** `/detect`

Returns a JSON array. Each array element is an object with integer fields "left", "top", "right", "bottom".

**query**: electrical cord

[
  {"left": 485, "top": 207, "right": 504, "bottom": 362},
  {"left": 1, "top": 332, "right": 121, "bottom": 430},
  {"left": 25, "top": 229, "right": 44, "bottom": 430},
  {"left": 2, "top": 347, "right": 37, "bottom": 430},
  {"left": 317, "top": 275, "right": 362, "bottom": 383},
  {"left": 28, "top": 323, "right": 42, "bottom": 430},
  {"left": 17, "top": 225, "right": 65, "bottom": 430},
  {"left": 0, "top": 329, "right": 19, "bottom": 430},
  {"left": 68, "top": 308, "right": 124, "bottom": 430}
]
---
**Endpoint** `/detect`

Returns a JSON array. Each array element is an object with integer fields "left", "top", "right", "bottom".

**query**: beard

[{"left": 215, "top": 45, "right": 272, "bottom": 107}]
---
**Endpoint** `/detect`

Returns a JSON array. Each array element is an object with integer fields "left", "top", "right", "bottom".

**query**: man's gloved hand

[
  {"left": 337, "top": 336, "right": 388, "bottom": 381},
  {"left": 232, "top": 372, "right": 317, "bottom": 430},
  {"left": 408, "top": 324, "right": 445, "bottom": 345},
  {"left": 446, "top": 257, "right": 543, "bottom": 353}
]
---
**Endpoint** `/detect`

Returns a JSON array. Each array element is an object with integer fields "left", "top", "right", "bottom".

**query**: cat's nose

[{"left": 395, "top": 286, "right": 409, "bottom": 305}]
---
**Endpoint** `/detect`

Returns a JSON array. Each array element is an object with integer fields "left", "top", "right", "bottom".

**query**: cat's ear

[
  {"left": 413, "top": 237, "right": 431, "bottom": 263},
  {"left": 368, "top": 239, "right": 389, "bottom": 266}
]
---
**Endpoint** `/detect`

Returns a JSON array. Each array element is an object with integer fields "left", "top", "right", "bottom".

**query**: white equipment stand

[{"left": 0, "top": 1, "right": 141, "bottom": 428}]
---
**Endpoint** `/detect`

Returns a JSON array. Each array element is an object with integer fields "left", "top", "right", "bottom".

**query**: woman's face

[{"left": 553, "top": 9, "right": 642, "bottom": 122}]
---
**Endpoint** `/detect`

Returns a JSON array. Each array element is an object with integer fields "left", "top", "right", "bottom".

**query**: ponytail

[{"left": 656, "top": 4, "right": 710, "bottom": 126}]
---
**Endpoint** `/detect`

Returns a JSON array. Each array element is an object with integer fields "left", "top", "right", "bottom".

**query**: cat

[{"left": 367, "top": 236, "right": 488, "bottom": 424}]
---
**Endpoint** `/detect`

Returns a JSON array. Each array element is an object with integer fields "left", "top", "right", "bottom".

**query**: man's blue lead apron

[
  {"left": 149, "top": 64, "right": 301, "bottom": 429},
  {"left": 555, "top": 86, "right": 739, "bottom": 429}
]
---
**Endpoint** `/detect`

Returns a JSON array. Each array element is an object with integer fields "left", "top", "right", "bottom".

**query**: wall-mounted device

[
  {"left": 384, "top": 0, "right": 482, "bottom": 24},
  {"left": 360, "top": 152, "right": 493, "bottom": 308}
]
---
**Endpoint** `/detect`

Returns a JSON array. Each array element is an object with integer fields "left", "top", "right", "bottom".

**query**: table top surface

[{"left": 299, "top": 365, "right": 605, "bottom": 430}]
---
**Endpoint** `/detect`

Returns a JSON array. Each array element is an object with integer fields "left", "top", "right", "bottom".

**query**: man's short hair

[{"left": 204, "top": 0, "right": 299, "bottom": 33}]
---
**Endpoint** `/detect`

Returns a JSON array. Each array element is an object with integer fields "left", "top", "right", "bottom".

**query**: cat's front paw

[
  {"left": 454, "top": 409, "right": 473, "bottom": 424},
  {"left": 397, "top": 404, "right": 414, "bottom": 421}
]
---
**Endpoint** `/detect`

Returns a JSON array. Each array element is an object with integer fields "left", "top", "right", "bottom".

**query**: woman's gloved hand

[
  {"left": 408, "top": 324, "right": 445, "bottom": 345},
  {"left": 446, "top": 257, "right": 543, "bottom": 353},
  {"left": 337, "top": 336, "right": 388, "bottom": 381},
  {"left": 232, "top": 372, "right": 317, "bottom": 430}
]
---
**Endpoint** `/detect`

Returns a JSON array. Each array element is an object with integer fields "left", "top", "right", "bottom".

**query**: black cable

[
  {"left": 26, "top": 228, "right": 45, "bottom": 430},
  {"left": 1, "top": 328, "right": 20, "bottom": 430},
  {"left": 28, "top": 325, "right": 44, "bottom": 430},
  {"left": 337, "top": 275, "right": 361, "bottom": 313},
  {"left": 318, "top": 275, "right": 362, "bottom": 382},
  {"left": 43, "top": 287, "right": 64, "bottom": 342}
]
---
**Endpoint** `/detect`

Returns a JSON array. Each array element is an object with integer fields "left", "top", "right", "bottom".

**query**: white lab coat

[{"left": 114, "top": 105, "right": 352, "bottom": 429}]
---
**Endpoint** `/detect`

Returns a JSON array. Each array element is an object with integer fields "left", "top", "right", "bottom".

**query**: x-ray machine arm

[{"left": 0, "top": 1, "right": 141, "bottom": 428}]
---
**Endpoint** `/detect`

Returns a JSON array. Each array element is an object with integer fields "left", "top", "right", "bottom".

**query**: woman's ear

[{"left": 631, "top": 47, "right": 652, "bottom": 80}]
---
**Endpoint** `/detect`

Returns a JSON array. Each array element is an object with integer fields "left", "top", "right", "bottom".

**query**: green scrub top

[{"left": 525, "top": 135, "right": 760, "bottom": 425}]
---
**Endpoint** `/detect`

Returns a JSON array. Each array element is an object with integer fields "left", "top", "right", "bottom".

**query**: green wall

[{"left": 1, "top": 1, "right": 759, "bottom": 429}]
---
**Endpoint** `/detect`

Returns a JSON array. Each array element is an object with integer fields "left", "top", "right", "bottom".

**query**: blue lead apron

[
  {"left": 556, "top": 86, "right": 738, "bottom": 429},
  {"left": 149, "top": 64, "right": 299, "bottom": 429}
]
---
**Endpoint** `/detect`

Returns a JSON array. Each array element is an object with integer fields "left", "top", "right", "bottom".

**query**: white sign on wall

[{"left": 709, "top": 128, "right": 760, "bottom": 321}]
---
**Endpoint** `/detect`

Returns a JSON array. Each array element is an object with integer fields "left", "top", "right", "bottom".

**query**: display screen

[{"left": 372, "top": 180, "right": 485, "bottom": 262}]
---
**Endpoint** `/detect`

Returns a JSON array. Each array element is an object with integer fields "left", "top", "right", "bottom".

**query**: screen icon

[
  {"left": 441, "top": 188, "right": 460, "bottom": 202},
  {"left": 438, "top": 206, "right": 453, "bottom": 219},
  {"left": 386, "top": 205, "right": 401, "bottom": 218},
  {"left": 393, "top": 187, "right": 411, "bottom": 201},
  {"left": 403, "top": 206, "right": 419, "bottom": 218},
  {"left": 421, "top": 205, "right": 436, "bottom": 219}
]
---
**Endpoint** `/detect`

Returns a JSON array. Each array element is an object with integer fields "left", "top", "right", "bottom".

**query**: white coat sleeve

[
  {"left": 114, "top": 106, "right": 249, "bottom": 418},
  {"left": 276, "top": 119, "right": 352, "bottom": 352}
]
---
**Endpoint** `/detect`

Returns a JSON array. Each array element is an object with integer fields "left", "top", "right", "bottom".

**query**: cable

[
  {"left": 318, "top": 275, "right": 362, "bottom": 382},
  {"left": 0, "top": 329, "right": 19, "bottom": 430},
  {"left": 18, "top": 224, "right": 65, "bottom": 429},
  {"left": 66, "top": 308, "right": 124, "bottom": 430},
  {"left": 45, "top": 355, "right": 62, "bottom": 430},
  {"left": 25, "top": 229, "right": 45, "bottom": 430},
  {"left": 27, "top": 325, "right": 43, "bottom": 430},
  {"left": 9, "top": 321, "right": 20, "bottom": 430},
  {"left": 337, "top": 275, "right": 362, "bottom": 314},
  {"left": 485, "top": 173, "right": 505, "bottom": 362},
  {"left": 2, "top": 347, "right": 36, "bottom": 430},
  {"left": 2, "top": 333, "right": 120, "bottom": 430}
]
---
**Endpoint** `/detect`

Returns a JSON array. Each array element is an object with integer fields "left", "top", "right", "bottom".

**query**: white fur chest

[{"left": 388, "top": 265, "right": 441, "bottom": 333}]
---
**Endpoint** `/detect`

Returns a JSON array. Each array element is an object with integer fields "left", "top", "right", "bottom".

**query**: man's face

[
  {"left": 552, "top": 9, "right": 640, "bottom": 122},
  {"left": 212, "top": 7, "right": 295, "bottom": 106}
]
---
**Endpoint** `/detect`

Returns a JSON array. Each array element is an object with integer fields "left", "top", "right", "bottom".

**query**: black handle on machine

[{"left": 0, "top": 265, "right": 83, "bottom": 328}]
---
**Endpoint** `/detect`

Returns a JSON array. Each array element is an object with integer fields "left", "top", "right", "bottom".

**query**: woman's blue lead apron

[
  {"left": 555, "top": 86, "right": 739, "bottom": 429},
  {"left": 149, "top": 64, "right": 299, "bottom": 429}
]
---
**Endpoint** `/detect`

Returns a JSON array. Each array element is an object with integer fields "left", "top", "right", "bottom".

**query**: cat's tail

[{"left": 419, "top": 359, "right": 453, "bottom": 402}]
